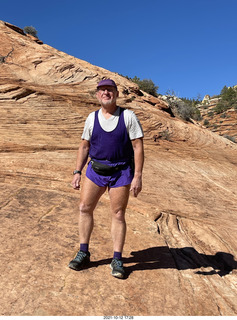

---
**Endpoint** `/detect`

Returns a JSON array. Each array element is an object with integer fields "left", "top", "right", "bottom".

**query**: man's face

[{"left": 96, "top": 86, "right": 118, "bottom": 106}]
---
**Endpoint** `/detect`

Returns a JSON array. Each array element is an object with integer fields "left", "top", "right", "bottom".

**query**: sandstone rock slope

[{"left": 0, "top": 21, "right": 237, "bottom": 316}]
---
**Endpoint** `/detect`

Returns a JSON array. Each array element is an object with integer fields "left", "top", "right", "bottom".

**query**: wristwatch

[{"left": 73, "top": 170, "right": 82, "bottom": 175}]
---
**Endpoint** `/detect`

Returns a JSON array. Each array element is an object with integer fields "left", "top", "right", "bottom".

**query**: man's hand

[
  {"left": 72, "top": 173, "right": 81, "bottom": 190},
  {"left": 130, "top": 175, "right": 142, "bottom": 197}
]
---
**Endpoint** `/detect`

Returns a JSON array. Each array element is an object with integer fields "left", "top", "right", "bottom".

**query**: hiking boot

[
  {"left": 110, "top": 258, "right": 125, "bottom": 279},
  {"left": 68, "top": 250, "right": 90, "bottom": 271}
]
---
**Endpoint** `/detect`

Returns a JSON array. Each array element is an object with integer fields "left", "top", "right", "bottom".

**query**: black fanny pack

[{"left": 90, "top": 160, "right": 129, "bottom": 176}]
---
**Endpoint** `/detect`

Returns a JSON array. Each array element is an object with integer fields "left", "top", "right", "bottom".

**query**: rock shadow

[{"left": 88, "top": 246, "right": 237, "bottom": 279}]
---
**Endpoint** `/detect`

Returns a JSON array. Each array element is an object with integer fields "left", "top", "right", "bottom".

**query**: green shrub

[
  {"left": 220, "top": 86, "right": 236, "bottom": 102},
  {"left": 180, "top": 97, "right": 201, "bottom": 108},
  {"left": 118, "top": 74, "right": 159, "bottom": 97},
  {"left": 223, "top": 135, "right": 236, "bottom": 143},
  {"left": 160, "top": 129, "right": 172, "bottom": 141},
  {"left": 170, "top": 99, "right": 202, "bottom": 121},
  {"left": 131, "top": 76, "right": 159, "bottom": 97},
  {"left": 220, "top": 113, "right": 227, "bottom": 118},
  {"left": 23, "top": 26, "right": 38, "bottom": 38},
  {"left": 214, "top": 85, "right": 237, "bottom": 114},
  {"left": 214, "top": 102, "right": 228, "bottom": 114}
]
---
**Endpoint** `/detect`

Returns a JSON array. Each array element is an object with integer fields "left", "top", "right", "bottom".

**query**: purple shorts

[{"left": 86, "top": 161, "right": 134, "bottom": 188}]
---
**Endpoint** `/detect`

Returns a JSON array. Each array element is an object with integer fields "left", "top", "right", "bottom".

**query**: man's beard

[{"left": 100, "top": 97, "right": 116, "bottom": 107}]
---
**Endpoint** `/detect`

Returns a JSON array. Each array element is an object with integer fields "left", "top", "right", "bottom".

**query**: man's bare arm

[
  {"left": 130, "top": 138, "right": 144, "bottom": 197},
  {"left": 72, "top": 139, "right": 90, "bottom": 190}
]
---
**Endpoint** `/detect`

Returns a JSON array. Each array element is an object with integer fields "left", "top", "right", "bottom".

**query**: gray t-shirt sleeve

[
  {"left": 124, "top": 109, "right": 144, "bottom": 140},
  {"left": 81, "top": 112, "right": 95, "bottom": 141}
]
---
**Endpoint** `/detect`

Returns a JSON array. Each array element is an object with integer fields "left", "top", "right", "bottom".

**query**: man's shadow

[{"left": 89, "top": 246, "right": 237, "bottom": 279}]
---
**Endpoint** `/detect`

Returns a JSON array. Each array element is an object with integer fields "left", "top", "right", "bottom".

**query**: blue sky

[{"left": 1, "top": 0, "right": 237, "bottom": 99}]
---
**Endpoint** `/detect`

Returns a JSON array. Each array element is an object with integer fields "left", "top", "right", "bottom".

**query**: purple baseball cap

[{"left": 97, "top": 79, "right": 117, "bottom": 90}]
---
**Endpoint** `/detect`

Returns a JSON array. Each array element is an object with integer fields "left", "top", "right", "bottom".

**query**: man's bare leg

[
  {"left": 79, "top": 177, "right": 106, "bottom": 245},
  {"left": 69, "top": 177, "right": 106, "bottom": 271},
  {"left": 108, "top": 185, "right": 130, "bottom": 254}
]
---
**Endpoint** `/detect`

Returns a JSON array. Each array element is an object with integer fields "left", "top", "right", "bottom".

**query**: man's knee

[
  {"left": 112, "top": 209, "right": 126, "bottom": 222},
  {"left": 79, "top": 201, "right": 92, "bottom": 215}
]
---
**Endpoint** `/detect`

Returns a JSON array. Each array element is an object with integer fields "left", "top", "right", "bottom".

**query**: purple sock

[
  {"left": 80, "top": 243, "right": 89, "bottom": 253},
  {"left": 113, "top": 251, "right": 122, "bottom": 260}
]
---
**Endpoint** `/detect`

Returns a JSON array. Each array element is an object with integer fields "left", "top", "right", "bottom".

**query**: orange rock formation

[{"left": 0, "top": 21, "right": 237, "bottom": 316}]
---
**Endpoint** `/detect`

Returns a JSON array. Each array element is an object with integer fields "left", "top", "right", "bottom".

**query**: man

[{"left": 69, "top": 79, "right": 144, "bottom": 278}]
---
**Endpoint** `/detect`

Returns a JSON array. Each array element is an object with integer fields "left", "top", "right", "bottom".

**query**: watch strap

[{"left": 73, "top": 170, "right": 82, "bottom": 175}]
